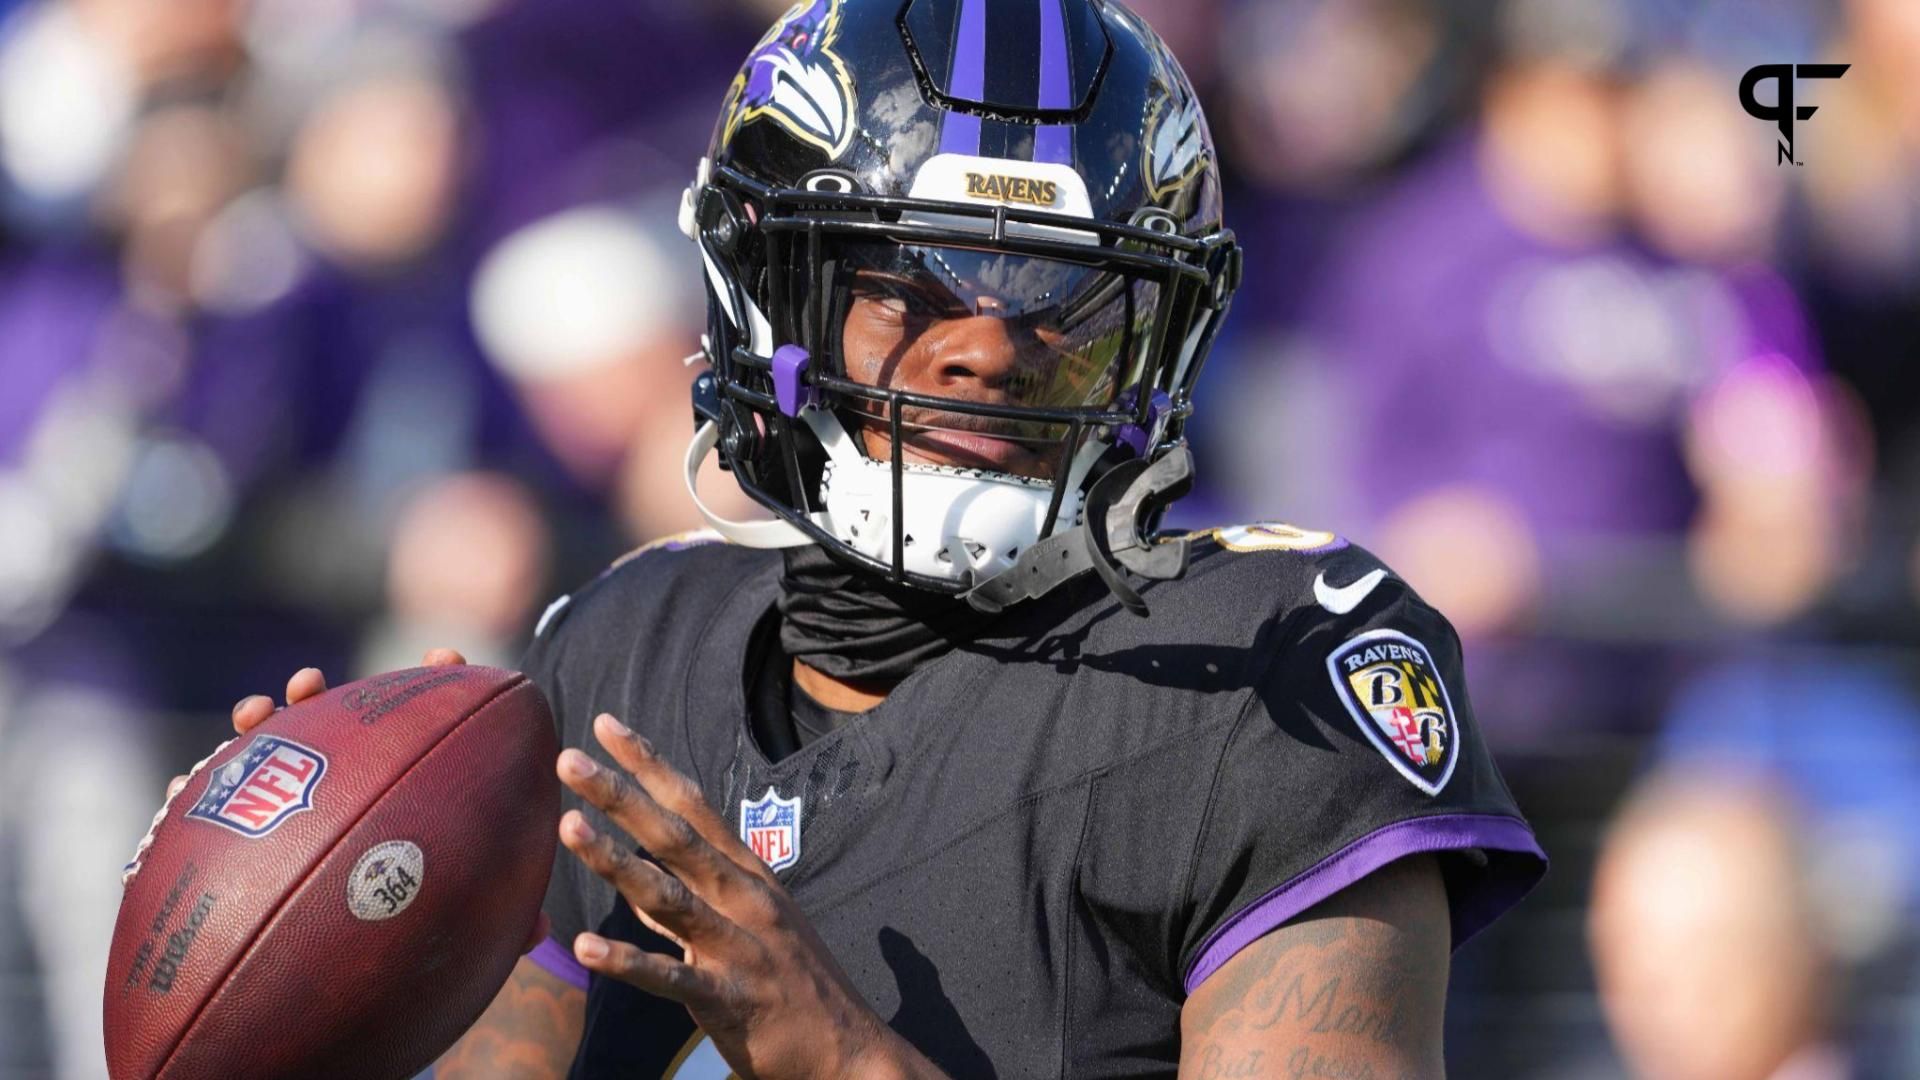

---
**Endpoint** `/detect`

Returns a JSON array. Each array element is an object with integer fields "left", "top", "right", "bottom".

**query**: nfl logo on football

[
  {"left": 741, "top": 788, "right": 802, "bottom": 873},
  {"left": 185, "top": 735, "right": 328, "bottom": 838}
]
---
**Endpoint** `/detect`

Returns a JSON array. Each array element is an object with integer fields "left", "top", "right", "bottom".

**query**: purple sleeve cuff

[
  {"left": 1183, "top": 813, "right": 1546, "bottom": 995},
  {"left": 528, "top": 936, "right": 591, "bottom": 992}
]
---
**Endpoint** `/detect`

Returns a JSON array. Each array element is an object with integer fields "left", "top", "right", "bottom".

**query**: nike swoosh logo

[{"left": 1314, "top": 569, "right": 1388, "bottom": 615}]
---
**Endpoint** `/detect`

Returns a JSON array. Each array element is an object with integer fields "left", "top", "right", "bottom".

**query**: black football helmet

[{"left": 679, "top": 0, "right": 1240, "bottom": 613}]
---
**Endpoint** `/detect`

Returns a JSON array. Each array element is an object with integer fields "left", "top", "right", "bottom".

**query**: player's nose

[{"left": 925, "top": 311, "right": 1021, "bottom": 392}]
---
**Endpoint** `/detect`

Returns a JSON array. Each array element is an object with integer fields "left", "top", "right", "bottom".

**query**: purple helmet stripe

[
  {"left": 1032, "top": 124, "right": 1071, "bottom": 163},
  {"left": 937, "top": 0, "right": 988, "bottom": 156},
  {"left": 940, "top": 109, "right": 983, "bottom": 157},
  {"left": 1033, "top": 0, "right": 1073, "bottom": 164}
]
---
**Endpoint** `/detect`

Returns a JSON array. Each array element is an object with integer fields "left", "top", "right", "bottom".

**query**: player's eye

[{"left": 851, "top": 273, "right": 964, "bottom": 320}]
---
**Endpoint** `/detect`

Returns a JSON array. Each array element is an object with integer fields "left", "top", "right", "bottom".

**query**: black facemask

[{"left": 777, "top": 544, "right": 1002, "bottom": 683}]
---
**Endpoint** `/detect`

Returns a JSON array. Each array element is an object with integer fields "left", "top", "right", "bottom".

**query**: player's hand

[
  {"left": 558, "top": 713, "right": 947, "bottom": 1080},
  {"left": 163, "top": 647, "right": 469, "bottom": 799},
  {"left": 158, "top": 649, "right": 468, "bottom": 801},
  {"left": 150, "top": 649, "right": 547, "bottom": 953},
  {"left": 224, "top": 647, "right": 469, "bottom": 738}
]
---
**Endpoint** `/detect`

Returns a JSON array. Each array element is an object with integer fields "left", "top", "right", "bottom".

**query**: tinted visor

[{"left": 820, "top": 240, "right": 1162, "bottom": 469}]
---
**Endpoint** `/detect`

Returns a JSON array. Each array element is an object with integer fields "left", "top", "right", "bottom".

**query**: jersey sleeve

[
  {"left": 1177, "top": 572, "right": 1547, "bottom": 995},
  {"left": 515, "top": 534, "right": 735, "bottom": 994},
  {"left": 519, "top": 593, "right": 598, "bottom": 993}
]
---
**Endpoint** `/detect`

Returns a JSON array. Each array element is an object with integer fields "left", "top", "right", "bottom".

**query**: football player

[{"left": 224, "top": 0, "right": 1546, "bottom": 1075}]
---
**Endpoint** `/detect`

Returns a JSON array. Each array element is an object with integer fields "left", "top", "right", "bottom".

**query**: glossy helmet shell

[{"left": 685, "top": 0, "right": 1240, "bottom": 592}]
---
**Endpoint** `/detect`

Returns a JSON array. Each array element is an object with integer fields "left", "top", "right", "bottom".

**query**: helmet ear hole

[
  {"left": 1131, "top": 208, "right": 1179, "bottom": 235},
  {"left": 802, "top": 169, "right": 860, "bottom": 194}
]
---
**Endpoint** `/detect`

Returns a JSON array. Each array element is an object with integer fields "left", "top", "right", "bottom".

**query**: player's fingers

[
  {"left": 557, "top": 751, "right": 742, "bottom": 897},
  {"left": 590, "top": 715, "right": 768, "bottom": 879},
  {"left": 231, "top": 695, "right": 275, "bottom": 734},
  {"left": 559, "top": 810, "right": 742, "bottom": 953},
  {"left": 165, "top": 774, "right": 188, "bottom": 801},
  {"left": 284, "top": 667, "right": 328, "bottom": 705},
  {"left": 632, "top": 905, "right": 689, "bottom": 954},
  {"left": 572, "top": 932, "right": 725, "bottom": 1009},
  {"left": 422, "top": 648, "right": 467, "bottom": 667}
]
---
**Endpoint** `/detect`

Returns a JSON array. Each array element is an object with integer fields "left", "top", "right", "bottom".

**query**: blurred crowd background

[{"left": 1, "top": 0, "right": 1916, "bottom": 1076}]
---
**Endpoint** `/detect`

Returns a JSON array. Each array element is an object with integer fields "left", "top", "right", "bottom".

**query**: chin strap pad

[
  {"left": 1083, "top": 447, "right": 1192, "bottom": 616},
  {"left": 963, "top": 447, "right": 1193, "bottom": 616},
  {"left": 1103, "top": 447, "right": 1192, "bottom": 580},
  {"left": 962, "top": 528, "right": 1097, "bottom": 614}
]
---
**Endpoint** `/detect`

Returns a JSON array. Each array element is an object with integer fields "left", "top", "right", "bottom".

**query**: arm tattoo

[
  {"left": 1179, "top": 854, "right": 1450, "bottom": 1080},
  {"left": 438, "top": 957, "right": 586, "bottom": 1080}
]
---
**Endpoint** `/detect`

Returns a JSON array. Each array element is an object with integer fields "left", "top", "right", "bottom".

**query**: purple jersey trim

[
  {"left": 938, "top": 0, "right": 987, "bottom": 155},
  {"left": 528, "top": 936, "right": 591, "bottom": 992},
  {"left": 1033, "top": 0, "right": 1073, "bottom": 164},
  {"left": 1183, "top": 814, "right": 1545, "bottom": 995}
]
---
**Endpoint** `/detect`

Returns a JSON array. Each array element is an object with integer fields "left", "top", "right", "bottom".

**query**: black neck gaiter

[{"left": 777, "top": 544, "right": 1002, "bottom": 683}]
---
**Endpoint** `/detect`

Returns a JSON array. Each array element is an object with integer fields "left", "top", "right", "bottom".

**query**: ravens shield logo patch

[{"left": 1327, "top": 630, "right": 1460, "bottom": 796}]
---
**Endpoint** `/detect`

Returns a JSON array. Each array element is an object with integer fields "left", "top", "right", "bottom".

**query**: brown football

[{"left": 104, "top": 665, "right": 560, "bottom": 1080}]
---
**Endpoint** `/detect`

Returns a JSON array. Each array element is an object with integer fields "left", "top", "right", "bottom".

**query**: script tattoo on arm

[
  {"left": 1178, "top": 854, "right": 1451, "bottom": 1080},
  {"left": 437, "top": 956, "right": 587, "bottom": 1080}
]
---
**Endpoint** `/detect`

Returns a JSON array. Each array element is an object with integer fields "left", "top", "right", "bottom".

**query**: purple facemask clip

[
  {"left": 772, "top": 344, "right": 817, "bottom": 417},
  {"left": 1114, "top": 388, "right": 1172, "bottom": 457}
]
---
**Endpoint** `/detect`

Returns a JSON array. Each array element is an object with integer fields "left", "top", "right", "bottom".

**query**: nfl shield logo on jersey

[
  {"left": 741, "top": 787, "right": 802, "bottom": 873},
  {"left": 1327, "top": 630, "right": 1460, "bottom": 796},
  {"left": 186, "top": 735, "right": 328, "bottom": 837}
]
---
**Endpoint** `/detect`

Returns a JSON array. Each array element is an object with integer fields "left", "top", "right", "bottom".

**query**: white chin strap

[
  {"left": 684, "top": 420, "right": 813, "bottom": 549},
  {"left": 683, "top": 410, "right": 1103, "bottom": 584}
]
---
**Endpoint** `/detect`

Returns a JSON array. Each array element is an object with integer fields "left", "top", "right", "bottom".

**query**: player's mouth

[
  {"left": 904, "top": 429, "right": 1039, "bottom": 474},
  {"left": 853, "top": 413, "right": 1053, "bottom": 478}
]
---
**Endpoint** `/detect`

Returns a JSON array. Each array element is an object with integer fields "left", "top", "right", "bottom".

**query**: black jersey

[{"left": 522, "top": 524, "right": 1546, "bottom": 1078}]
